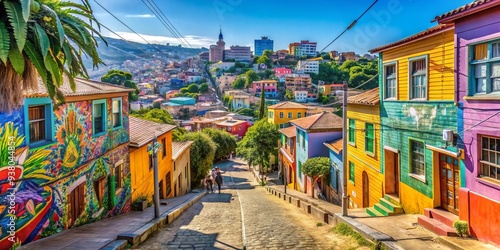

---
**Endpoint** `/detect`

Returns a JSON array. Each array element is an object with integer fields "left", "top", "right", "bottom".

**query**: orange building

[{"left": 129, "top": 117, "right": 176, "bottom": 201}]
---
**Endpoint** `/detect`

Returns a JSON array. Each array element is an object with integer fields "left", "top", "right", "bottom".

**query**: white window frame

[
  {"left": 469, "top": 40, "right": 500, "bottom": 95},
  {"left": 383, "top": 61, "right": 398, "bottom": 100},
  {"left": 408, "top": 55, "right": 428, "bottom": 100}
]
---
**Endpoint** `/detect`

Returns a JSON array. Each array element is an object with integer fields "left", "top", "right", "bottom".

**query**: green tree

[
  {"left": 202, "top": 128, "right": 237, "bottom": 161},
  {"left": 339, "top": 60, "right": 359, "bottom": 72},
  {"left": 101, "top": 70, "right": 140, "bottom": 102},
  {"left": 187, "top": 83, "right": 199, "bottom": 93},
  {"left": 199, "top": 83, "right": 209, "bottom": 93},
  {"left": 232, "top": 76, "right": 245, "bottom": 89},
  {"left": 262, "top": 49, "right": 273, "bottom": 58},
  {"left": 244, "top": 70, "right": 260, "bottom": 89},
  {"left": 0, "top": 0, "right": 105, "bottom": 112},
  {"left": 237, "top": 119, "right": 280, "bottom": 180},
  {"left": 285, "top": 89, "right": 294, "bottom": 100},
  {"left": 302, "top": 157, "right": 331, "bottom": 198},
  {"left": 131, "top": 108, "right": 187, "bottom": 141},
  {"left": 258, "top": 86, "right": 266, "bottom": 120},
  {"left": 180, "top": 132, "right": 216, "bottom": 188},
  {"left": 180, "top": 87, "right": 189, "bottom": 94},
  {"left": 257, "top": 55, "right": 272, "bottom": 69}
]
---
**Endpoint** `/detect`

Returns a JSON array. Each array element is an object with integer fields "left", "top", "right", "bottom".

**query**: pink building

[
  {"left": 274, "top": 68, "right": 292, "bottom": 78},
  {"left": 215, "top": 119, "right": 250, "bottom": 140},
  {"left": 251, "top": 80, "right": 278, "bottom": 98}
]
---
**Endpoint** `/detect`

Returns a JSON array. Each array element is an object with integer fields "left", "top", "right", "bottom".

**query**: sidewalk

[
  {"left": 252, "top": 167, "right": 498, "bottom": 250},
  {"left": 19, "top": 191, "right": 205, "bottom": 250}
]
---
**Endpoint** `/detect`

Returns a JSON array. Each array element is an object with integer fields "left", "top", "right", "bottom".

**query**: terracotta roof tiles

[
  {"left": 279, "top": 126, "right": 296, "bottom": 138},
  {"left": 291, "top": 112, "right": 343, "bottom": 131},
  {"left": 348, "top": 87, "right": 380, "bottom": 105},
  {"left": 268, "top": 101, "right": 307, "bottom": 109},
  {"left": 434, "top": 0, "right": 498, "bottom": 22},
  {"left": 129, "top": 117, "right": 177, "bottom": 147},
  {"left": 324, "top": 139, "right": 343, "bottom": 154}
]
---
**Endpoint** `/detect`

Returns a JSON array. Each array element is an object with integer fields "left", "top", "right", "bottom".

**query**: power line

[
  {"left": 99, "top": 23, "right": 152, "bottom": 57},
  {"left": 141, "top": 0, "right": 187, "bottom": 48},
  {"left": 93, "top": 0, "right": 172, "bottom": 59}
]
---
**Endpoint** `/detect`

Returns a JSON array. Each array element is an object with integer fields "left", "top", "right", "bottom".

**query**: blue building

[
  {"left": 254, "top": 36, "right": 274, "bottom": 56},
  {"left": 325, "top": 139, "right": 343, "bottom": 205}
]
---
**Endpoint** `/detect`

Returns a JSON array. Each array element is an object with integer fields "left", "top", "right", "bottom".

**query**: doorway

[
  {"left": 159, "top": 180, "right": 164, "bottom": 199},
  {"left": 439, "top": 154, "right": 459, "bottom": 215},
  {"left": 384, "top": 149, "right": 399, "bottom": 197},
  {"left": 362, "top": 171, "right": 369, "bottom": 207}
]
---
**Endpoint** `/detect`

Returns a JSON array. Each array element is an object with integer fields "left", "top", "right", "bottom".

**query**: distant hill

[{"left": 83, "top": 36, "right": 207, "bottom": 79}]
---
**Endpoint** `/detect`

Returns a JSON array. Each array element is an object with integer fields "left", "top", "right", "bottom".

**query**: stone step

[
  {"left": 418, "top": 215, "right": 458, "bottom": 237},
  {"left": 366, "top": 207, "right": 385, "bottom": 217},
  {"left": 424, "top": 208, "right": 458, "bottom": 229},
  {"left": 379, "top": 197, "right": 404, "bottom": 214},
  {"left": 384, "top": 194, "right": 401, "bottom": 206},
  {"left": 374, "top": 203, "right": 397, "bottom": 216}
]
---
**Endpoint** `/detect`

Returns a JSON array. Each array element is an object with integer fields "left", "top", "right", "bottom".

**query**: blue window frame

[
  {"left": 469, "top": 40, "right": 500, "bottom": 95},
  {"left": 23, "top": 97, "right": 55, "bottom": 147},
  {"left": 112, "top": 97, "right": 122, "bottom": 129},
  {"left": 92, "top": 99, "right": 107, "bottom": 137}
]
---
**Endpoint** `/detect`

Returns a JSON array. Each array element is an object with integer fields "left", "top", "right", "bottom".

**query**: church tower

[{"left": 209, "top": 27, "right": 225, "bottom": 62}]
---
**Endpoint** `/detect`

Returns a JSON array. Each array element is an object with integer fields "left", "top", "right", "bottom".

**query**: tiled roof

[
  {"left": 129, "top": 117, "right": 177, "bottom": 147},
  {"left": 279, "top": 126, "right": 296, "bottom": 138},
  {"left": 268, "top": 101, "right": 307, "bottom": 109},
  {"left": 291, "top": 112, "right": 343, "bottom": 131},
  {"left": 24, "top": 77, "right": 134, "bottom": 98},
  {"left": 324, "top": 139, "right": 343, "bottom": 154},
  {"left": 172, "top": 141, "right": 193, "bottom": 161},
  {"left": 348, "top": 87, "right": 380, "bottom": 105},
  {"left": 434, "top": 0, "right": 497, "bottom": 22},
  {"left": 369, "top": 24, "right": 454, "bottom": 53}
]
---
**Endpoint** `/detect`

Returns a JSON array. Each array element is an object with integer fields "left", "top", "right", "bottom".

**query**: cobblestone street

[{"left": 136, "top": 160, "right": 360, "bottom": 250}]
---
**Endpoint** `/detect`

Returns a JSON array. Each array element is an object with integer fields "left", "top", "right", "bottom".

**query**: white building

[
  {"left": 300, "top": 41, "right": 317, "bottom": 56},
  {"left": 294, "top": 90, "right": 308, "bottom": 103},
  {"left": 224, "top": 46, "right": 252, "bottom": 62},
  {"left": 296, "top": 60, "right": 319, "bottom": 74},
  {"left": 210, "top": 62, "right": 236, "bottom": 71}
]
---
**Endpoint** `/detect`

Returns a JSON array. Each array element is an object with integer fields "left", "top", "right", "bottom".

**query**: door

[
  {"left": 159, "top": 180, "right": 164, "bottom": 199},
  {"left": 440, "top": 154, "right": 459, "bottom": 214},
  {"left": 362, "top": 171, "right": 369, "bottom": 207},
  {"left": 68, "top": 182, "right": 85, "bottom": 227},
  {"left": 384, "top": 150, "right": 399, "bottom": 197}
]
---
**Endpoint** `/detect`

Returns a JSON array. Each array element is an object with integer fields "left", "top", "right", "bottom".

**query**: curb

[
  {"left": 100, "top": 191, "right": 206, "bottom": 249},
  {"left": 437, "top": 236, "right": 465, "bottom": 250}
]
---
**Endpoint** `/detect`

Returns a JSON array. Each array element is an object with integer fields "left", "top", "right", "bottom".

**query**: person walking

[
  {"left": 215, "top": 168, "right": 223, "bottom": 194},
  {"left": 205, "top": 175, "right": 214, "bottom": 193}
]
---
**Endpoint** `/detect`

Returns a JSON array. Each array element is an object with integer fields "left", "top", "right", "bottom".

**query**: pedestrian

[
  {"left": 211, "top": 168, "right": 216, "bottom": 180},
  {"left": 215, "top": 168, "right": 223, "bottom": 193},
  {"left": 205, "top": 175, "right": 214, "bottom": 193}
]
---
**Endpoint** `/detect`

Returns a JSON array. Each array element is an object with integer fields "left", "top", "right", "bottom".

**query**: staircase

[
  {"left": 418, "top": 208, "right": 459, "bottom": 236},
  {"left": 366, "top": 194, "right": 404, "bottom": 217}
]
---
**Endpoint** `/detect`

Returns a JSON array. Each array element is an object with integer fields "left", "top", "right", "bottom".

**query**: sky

[{"left": 88, "top": 0, "right": 472, "bottom": 54}]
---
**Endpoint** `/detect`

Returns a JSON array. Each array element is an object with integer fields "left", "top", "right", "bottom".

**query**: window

[
  {"left": 149, "top": 154, "right": 153, "bottom": 170},
  {"left": 25, "top": 98, "right": 54, "bottom": 146},
  {"left": 348, "top": 119, "right": 355, "bottom": 144},
  {"left": 409, "top": 57, "right": 428, "bottom": 100},
  {"left": 115, "top": 163, "right": 124, "bottom": 189},
  {"left": 298, "top": 162, "right": 302, "bottom": 179},
  {"left": 28, "top": 106, "right": 47, "bottom": 144},
  {"left": 165, "top": 172, "right": 172, "bottom": 196},
  {"left": 162, "top": 138, "right": 167, "bottom": 158},
  {"left": 93, "top": 178, "right": 105, "bottom": 207},
  {"left": 410, "top": 140, "right": 425, "bottom": 177},
  {"left": 298, "top": 112, "right": 302, "bottom": 118},
  {"left": 279, "top": 112, "right": 284, "bottom": 118},
  {"left": 384, "top": 64, "right": 397, "bottom": 99},
  {"left": 470, "top": 41, "right": 500, "bottom": 94},
  {"left": 301, "top": 131, "right": 305, "bottom": 148},
  {"left": 365, "top": 123, "right": 374, "bottom": 154},
  {"left": 288, "top": 112, "right": 292, "bottom": 118},
  {"left": 349, "top": 162, "right": 355, "bottom": 182},
  {"left": 269, "top": 111, "right": 274, "bottom": 119},
  {"left": 92, "top": 100, "right": 107, "bottom": 136},
  {"left": 480, "top": 136, "right": 500, "bottom": 181},
  {"left": 112, "top": 98, "right": 122, "bottom": 128},
  {"left": 185, "top": 164, "right": 188, "bottom": 179}
]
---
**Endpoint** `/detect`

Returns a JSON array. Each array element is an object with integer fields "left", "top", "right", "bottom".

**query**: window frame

[
  {"left": 279, "top": 112, "right": 284, "bottom": 119},
  {"left": 349, "top": 161, "right": 355, "bottom": 183},
  {"left": 468, "top": 40, "right": 500, "bottom": 95},
  {"left": 383, "top": 61, "right": 398, "bottom": 100},
  {"left": 92, "top": 99, "right": 107, "bottom": 137},
  {"left": 288, "top": 112, "right": 292, "bottom": 119},
  {"left": 162, "top": 137, "right": 167, "bottom": 159},
  {"left": 23, "top": 97, "right": 55, "bottom": 147},
  {"left": 298, "top": 112, "right": 302, "bottom": 118},
  {"left": 479, "top": 135, "right": 500, "bottom": 183},
  {"left": 409, "top": 138, "right": 426, "bottom": 182},
  {"left": 365, "top": 123, "right": 375, "bottom": 155},
  {"left": 408, "top": 55, "right": 429, "bottom": 101},
  {"left": 348, "top": 119, "right": 356, "bottom": 145},
  {"left": 112, "top": 97, "right": 123, "bottom": 129}
]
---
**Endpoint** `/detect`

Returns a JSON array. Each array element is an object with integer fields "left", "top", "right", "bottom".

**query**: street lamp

[{"left": 148, "top": 136, "right": 162, "bottom": 218}]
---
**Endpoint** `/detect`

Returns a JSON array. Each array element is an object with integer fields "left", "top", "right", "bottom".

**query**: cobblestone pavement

[{"left": 137, "top": 160, "right": 359, "bottom": 250}]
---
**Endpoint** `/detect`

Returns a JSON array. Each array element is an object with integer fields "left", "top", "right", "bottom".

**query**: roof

[
  {"left": 253, "top": 79, "right": 277, "bottom": 83},
  {"left": 369, "top": 24, "right": 454, "bottom": 53},
  {"left": 268, "top": 101, "right": 307, "bottom": 109},
  {"left": 434, "top": 0, "right": 498, "bottom": 22},
  {"left": 233, "top": 95, "right": 249, "bottom": 99},
  {"left": 279, "top": 126, "right": 296, "bottom": 138},
  {"left": 163, "top": 102, "right": 182, "bottom": 106},
  {"left": 172, "top": 141, "right": 193, "bottom": 161},
  {"left": 129, "top": 117, "right": 177, "bottom": 147},
  {"left": 348, "top": 87, "right": 380, "bottom": 105},
  {"left": 215, "top": 119, "right": 247, "bottom": 127},
  {"left": 24, "top": 77, "right": 134, "bottom": 98},
  {"left": 324, "top": 138, "right": 343, "bottom": 154},
  {"left": 291, "top": 112, "right": 343, "bottom": 130},
  {"left": 170, "top": 97, "right": 195, "bottom": 101}
]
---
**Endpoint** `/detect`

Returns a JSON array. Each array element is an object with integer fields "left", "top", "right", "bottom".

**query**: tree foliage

[
  {"left": 130, "top": 108, "right": 187, "bottom": 141},
  {"left": 202, "top": 128, "right": 237, "bottom": 161},
  {"left": 180, "top": 132, "right": 216, "bottom": 187},
  {"left": 101, "top": 70, "right": 140, "bottom": 102},
  {"left": 302, "top": 157, "right": 331, "bottom": 179},
  {"left": 285, "top": 89, "right": 294, "bottom": 100},
  {"left": 232, "top": 76, "right": 245, "bottom": 89},
  {"left": 0, "top": 0, "right": 105, "bottom": 112},
  {"left": 244, "top": 69, "right": 260, "bottom": 89},
  {"left": 187, "top": 83, "right": 198, "bottom": 93},
  {"left": 199, "top": 83, "right": 209, "bottom": 93},
  {"left": 310, "top": 59, "right": 378, "bottom": 90},
  {"left": 258, "top": 86, "right": 266, "bottom": 120},
  {"left": 237, "top": 120, "right": 280, "bottom": 172}
]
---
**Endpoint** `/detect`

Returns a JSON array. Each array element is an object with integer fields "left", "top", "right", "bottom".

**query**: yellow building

[
  {"left": 267, "top": 101, "right": 308, "bottom": 128},
  {"left": 172, "top": 141, "right": 193, "bottom": 197},
  {"left": 346, "top": 88, "right": 386, "bottom": 211},
  {"left": 129, "top": 117, "right": 176, "bottom": 202}
]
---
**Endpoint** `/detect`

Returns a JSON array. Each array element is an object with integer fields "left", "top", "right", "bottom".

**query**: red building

[
  {"left": 215, "top": 119, "right": 250, "bottom": 140},
  {"left": 273, "top": 67, "right": 292, "bottom": 78}
]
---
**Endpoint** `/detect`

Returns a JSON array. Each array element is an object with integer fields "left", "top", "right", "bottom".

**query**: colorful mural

[{"left": 0, "top": 96, "right": 131, "bottom": 249}]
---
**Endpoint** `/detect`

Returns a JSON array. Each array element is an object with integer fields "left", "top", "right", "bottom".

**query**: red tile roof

[
  {"left": 348, "top": 88, "right": 380, "bottom": 105},
  {"left": 129, "top": 117, "right": 177, "bottom": 147},
  {"left": 434, "top": 0, "right": 498, "bottom": 22},
  {"left": 25, "top": 77, "right": 134, "bottom": 98},
  {"left": 279, "top": 126, "right": 296, "bottom": 138},
  {"left": 324, "top": 139, "right": 343, "bottom": 154},
  {"left": 268, "top": 101, "right": 307, "bottom": 109},
  {"left": 369, "top": 24, "right": 454, "bottom": 53},
  {"left": 291, "top": 112, "right": 343, "bottom": 131}
]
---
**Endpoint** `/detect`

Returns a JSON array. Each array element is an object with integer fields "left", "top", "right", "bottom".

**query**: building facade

[
  {"left": 436, "top": 1, "right": 500, "bottom": 246},
  {"left": 267, "top": 102, "right": 308, "bottom": 128},
  {"left": 0, "top": 79, "right": 133, "bottom": 248},
  {"left": 273, "top": 67, "right": 292, "bottom": 78},
  {"left": 209, "top": 29, "right": 225, "bottom": 62},
  {"left": 296, "top": 60, "right": 319, "bottom": 74},
  {"left": 318, "top": 84, "right": 343, "bottom": 96},
  {"left": 285, "top": 74, "right": 312, "bottom": 91},
  {"left": 254, "top": 36, "right": 274, "bottom": 56},
  {"left": 215, "top": 119, "right": 250, "bottom": 140},
  {"left": 294, "top": 91, "right": 308, "bottom": 103},
  {"left": 279, "top": 126, "right": 297, "bottom": 190},
  {"left": 171, "top": 141, "right": 193, "bottom": 197},
  {"left": 252, "top": 80, "right": 278, "bottom": 98},
  {"left": 231, "top": 95, "right": 250, "bottom": 109},
  {"left": 324, "top": 139, "right": 343, "bottom": 205},
  {"left": 224, "top": 46, "right": 252, "bottom": 62}
]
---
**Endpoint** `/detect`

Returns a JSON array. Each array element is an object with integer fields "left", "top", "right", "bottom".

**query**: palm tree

[{"left": 0, "top": 0, "right": 105, "bottom": 112}]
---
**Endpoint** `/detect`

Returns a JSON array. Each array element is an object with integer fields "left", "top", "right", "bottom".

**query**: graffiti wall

[{"left": 0, "top": 96, "right": 131, "bottom": 249}]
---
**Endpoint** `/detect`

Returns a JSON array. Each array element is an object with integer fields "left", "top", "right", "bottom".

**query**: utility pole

[
  {"left": 342, "top": 81, "right": 349, "bottom": 217},
  {"left": 148, "top": 136, "right": 161, "bottom": 218}
]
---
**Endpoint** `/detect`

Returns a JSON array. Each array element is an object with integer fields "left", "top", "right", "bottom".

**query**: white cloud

[
  {"left": 125, "top": 14, "right": 156, "bottom": 18},
  {"left": 105, "top": 31, "right": 216, "bottom": 48}
]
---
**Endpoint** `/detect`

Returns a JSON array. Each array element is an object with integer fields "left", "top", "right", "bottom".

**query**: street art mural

[{"left": 0, "top": 97, "right": 131, "bottom": 249}]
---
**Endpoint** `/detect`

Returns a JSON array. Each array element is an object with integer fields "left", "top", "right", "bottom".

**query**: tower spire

[{"left": 218, "top": 26, "right": 223, "bottom": 41}]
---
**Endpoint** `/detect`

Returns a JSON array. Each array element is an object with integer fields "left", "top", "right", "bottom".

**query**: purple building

[{"left": 436, "top": 0, "right": 500, "bottom": 246}]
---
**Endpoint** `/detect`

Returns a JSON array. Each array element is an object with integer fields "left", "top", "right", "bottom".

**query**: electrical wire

[{"left": 141, "top": 0, "right": 188, "bottom": 48}]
